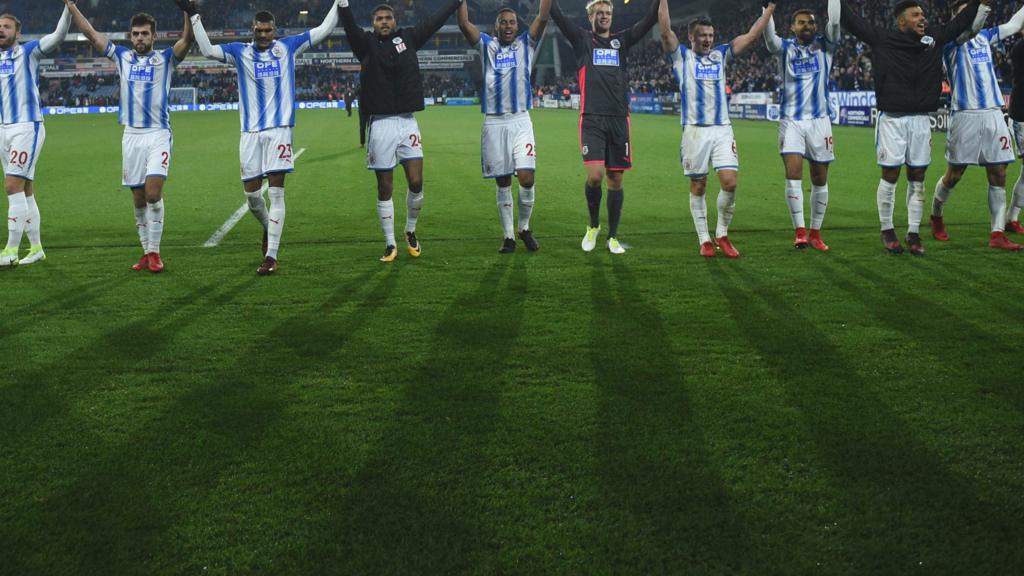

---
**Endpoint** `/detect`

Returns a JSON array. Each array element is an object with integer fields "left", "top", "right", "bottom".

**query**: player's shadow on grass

[
  {"left": 1, "top": 268, "right": 396, "bottom": 574},
  {"left": 0, "top": 275, "right": 110, "bottom": 345},
  {"left": 302, "top": 257, "right": 525, "bottom": 574},
  {"left": 823, "top": 256, "right": 1024, "bottom": 413},
  {"left": 584, "top": 258, "right": 755, "bottom": 572},
  {"left": 713, "top": 265, "right": 1023, "bottom": 573}
]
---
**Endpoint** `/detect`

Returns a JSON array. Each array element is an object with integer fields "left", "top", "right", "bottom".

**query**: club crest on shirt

[
  {"left": 709, "top": 50, "right": 722, "bottom": 63},
  {"left": 148, "top": 52, "right": 164, "bottom": 66},
  {"left": 582, "top": 145, "right": 589, "bottom": 155},
  {"left": 393, "top": 37, "right": 407, "bottom": 53},
  {"left": 921, "top": 35, "right": 934, "bottom": 46},
  {"left": 271, "top": 44, "right": 286, "bottom": 59},
  {"left": 610, "top": 38, "right": 621, "bottom": 49}
]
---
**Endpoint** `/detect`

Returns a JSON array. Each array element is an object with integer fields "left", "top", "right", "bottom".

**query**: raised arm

[
  {"left": 658, "top": 0, "right": 677, "bottom": 53},
  {"left": 763, "top": 12, "right": 782, "bottom": 54},
  {"left": 189, "top": 13, "right": 227, "bottom": 61},
  {"left": 997, "top": 2, "right": 1024, "bottom": 39},
  {"left": 39, "top": 5, "right": 71, "bottom": 54},
  {"left": 457, "top": 0, "right": 480, "bottom": 45},
  {"left": 957, "top": 0, "right": 990, "bottom": 43},
  {"left": 825, "top": 0, "right": 841, "bottom": 44},
  {"left": 173, "top": 11, "right": 195, "bottom": 60},
  {"left": 731, "top": 2, "right": 775, "bottom": 56},
  {"left": 529, "top": 0, "right": 553, "bottom": 42},
  {"left": 931, "top": 0, "right": 979, "bottom": 45},
  {"left": 339, "top": 4, "right": 369, "bottom": 59},
  {"left": 839, "top": 0, "right": 880, "bottom": 45},
  {"left": 63, "top": 0, "right": 107, "bottom": 53},
  {"left": 309, "top": 0, "right": 342, "bottom": 47},
  {"left": 625, "top": 0, "right": 660, "bottom": 44},
  {"left": 410, "top": 0, "right": 463, "bottom": 49}
]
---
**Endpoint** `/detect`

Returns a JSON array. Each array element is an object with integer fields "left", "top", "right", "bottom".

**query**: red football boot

[
  {"left": 793, "top": 227, "right": 809, "bottom": 249},
  {"left": 930, "top": 215, "right": 949, "bottom": 241},
  {"left": 131, "top": 253, "right": 150, "bottom": 271},
  {"left": 809, "top": 229, "right": 830, "bottom": 252},
  {"left": 716, "top": 236, "right": 741, "bottom": 258},
  {"left": 699, "top": 241, "right": 716, "bottom": 257},
  {"left": 989, "top": 231, "right": 1024, "bottom": 251}
]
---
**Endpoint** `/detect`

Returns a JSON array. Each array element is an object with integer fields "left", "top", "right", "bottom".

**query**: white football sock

[
  {"left": 876, "top": 179, "right": 897, "bottom": 230},
  {"left": 6, "top": 192, "right": 28, "bottom": 250},
  {"left": 1011, "top": 171, "right": 1024, "bottom": 222},
  {"left": 715, "top": 190, "right": 735, "bottom": 238},
  {"left": 245, "top": 188, "right": 269, "bottom": 228},
  {"left": 24, "top": 195, "right": 41, "bottom": 246},
  {"left": 988, "top": 185, "right": 1007, "bottom": 232},
  {"left": 689, "top": 193, "right": 710, "bottom": 244},
  {"left": 518, "top": 185, "right": 535, "bottom": 231},
  {"left": 810, "top": 184, "right": 828, "bottom": 230},
  {"left": 933, "top": 178, "right": 954, "bottom": 217},
  {"left": 377, "top": 199, "right": 396, "bottom": 246},
  {"left": 405, "top": 189, "right": 423, "bottom": 233},
  {"left": 496, "top": 185, "right": 514, "bottom": 238},
  {"left": 785, "top": 179, "right": 805, "bottom": 229},
  {"left": 907, "top": 181, "right": 925, "bottom": 234},
  {"left": 266, "top": 187, "right": 285, "bottom": 259},
  {"left": 147, "top": 199, "right": 164, "bottom": 254},
  {"left": 134, "top": 205, "right": 149, "bottom": 252}
]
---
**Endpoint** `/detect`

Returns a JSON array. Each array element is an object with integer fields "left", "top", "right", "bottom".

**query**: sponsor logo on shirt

[
  {"left": 128, "top": 64, "right": 156, "bottom": 83},
  {"left": 968, "top": 46, "right": 992, "bottom": 64},
  {"left": 790, "top": 55, "right": 820, "bottom": 75},
  {"left": 593, "top": 48, "right": 620, "bottom": 66},
  {"left": 255, "top": 60, "right": 282, "bottom": 79},
  {"left": 0, "top": 59, "right": 14, "bottom": 76},
  {"left": 495, "top": 49, "right": 518, "bottom": 69},
  {"left": 695, "top": 61, "right": 722, "bottom": 80}
]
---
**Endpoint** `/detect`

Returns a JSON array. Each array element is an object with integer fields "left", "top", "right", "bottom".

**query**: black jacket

[
  {"left": 340, "top": 0, "right": 461, "bottom": 115},
  {"left": 840, "top": 0, "right": 979, "bottom": 113}
]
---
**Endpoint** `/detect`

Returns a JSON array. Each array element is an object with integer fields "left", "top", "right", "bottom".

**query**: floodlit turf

[{"left": 2, "top": 107, "right": 1023, "bottom": 574}]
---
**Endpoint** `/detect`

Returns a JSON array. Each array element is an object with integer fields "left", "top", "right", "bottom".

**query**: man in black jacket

[
  {"left": 841, "top": 0, "right": 978, "bottom": 255},
  {"left": 340, "top": 0, "right": 463, "bottom": 262},
  {"left": 549, "top": 0, "right": 660, "bottom": 254}
]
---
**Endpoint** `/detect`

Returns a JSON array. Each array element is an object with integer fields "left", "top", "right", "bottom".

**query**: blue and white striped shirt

[
  {"left": 943, "top": 27, "right": 1004, "bottom": 112},
  {"left": 777, "top": 37, "right": 835, "bottom": 120},
  {"left": 0, "top": 41, "right": 45, "bottom": 125},
  {"left": 672, "top": 43, "right": 731, "bottom": 126},
  {"left": 477, "top": 31, "right": 537, "bottom": 115},
  {"left": 106, "top": 44, "right": 180, "bottom": 129},
  {"left": 219, "top": 32, "right": 312, "bottom": 132}
]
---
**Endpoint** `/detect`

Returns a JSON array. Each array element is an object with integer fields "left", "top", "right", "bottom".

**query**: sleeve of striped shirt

[
  {"left": 284, "top": 32, "right": 313, "bottom": 56},
  {"left": 103, "top": 41, "right": 118, "bottom": 61},
  {"left": 166, "top": 47, "right": 181, "bottom": 67},
  {"left": 39, "top": 7, "right": 71, "bottom": 54},
  {"left": 716, "top": 43, "right": 731, "bottom": 66},
  {"left": 996, "top": 5, "right": 1024, "bottom": 40}
]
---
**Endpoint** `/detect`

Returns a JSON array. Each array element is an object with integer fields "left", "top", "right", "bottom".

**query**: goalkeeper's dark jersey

[{"left": 549, "top": 0, "right": 658, "bottom": 117}]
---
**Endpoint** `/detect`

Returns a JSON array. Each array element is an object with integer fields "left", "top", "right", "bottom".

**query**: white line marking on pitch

[{"left": 203, "top": 147, "right": 307, "bottom": 248}]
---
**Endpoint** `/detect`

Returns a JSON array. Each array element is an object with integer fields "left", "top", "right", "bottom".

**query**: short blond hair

[
  {"left": 0, "top": 14, "right": 21, "bottom": 33},
  {"left": 586, "top": 0, "right": 613, "bottom": 16}
]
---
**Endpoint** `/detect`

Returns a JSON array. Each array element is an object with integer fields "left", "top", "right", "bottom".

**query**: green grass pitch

[{"left": 2, "top": 106, "right": 1023, "bottom": 574}]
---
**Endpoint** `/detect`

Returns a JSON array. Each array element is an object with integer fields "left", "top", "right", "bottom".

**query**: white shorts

[
  {"left": 481, "top": 112, "right": 536, "bottom": 179},
  {"left": 1014, "top": 120, "right": 1024, "bottom": 158},
  {"left": 680, "top": 124, "right": 738, "bottom": 178},
  {"left": 239, "top": 126, "right": 294, "bottom": 182},
  {"left": 122, "top": 128, "right": 173, "bottom": 187},
  {"left": 367, "top": 114, "right": 422, "bottom": 171},
  {"left": 875, "top": 113, "right": 931, "bottom": 168},
  {"left": 779, "top": 117, "right": 835, "bottom": 163},
  {"left": 945, "top": 109, "right": 1014, "bottom": 166},
  {"left": 1, "top": 122, "right": 46, "bottom": 181}
]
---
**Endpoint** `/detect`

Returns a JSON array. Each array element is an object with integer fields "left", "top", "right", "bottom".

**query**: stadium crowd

[{"left": 23, "top": 0, "right": 1024, "bottom": 106}]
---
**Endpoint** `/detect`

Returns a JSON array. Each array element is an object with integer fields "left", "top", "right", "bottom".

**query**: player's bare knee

[
  {"left": 689, "top": 178, "right": 707, "bottom": 196},
  {"left": 4, "top": 176, "right": 26, "bottom": 195},
  {"left": 517, "top": 172, "right": 535, "bottom": 188},
  {"left": 906, "top": 167, "right": 927, "bottom": 182},
  {"left": 881, "top": 167, "right": 901, "bottom": 184},
  {"left": 496, "top": 175, "right": 513, "bottom": 188},
  {"left": 987, "top": 165, "right": 1007, "bottom": 187}
]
